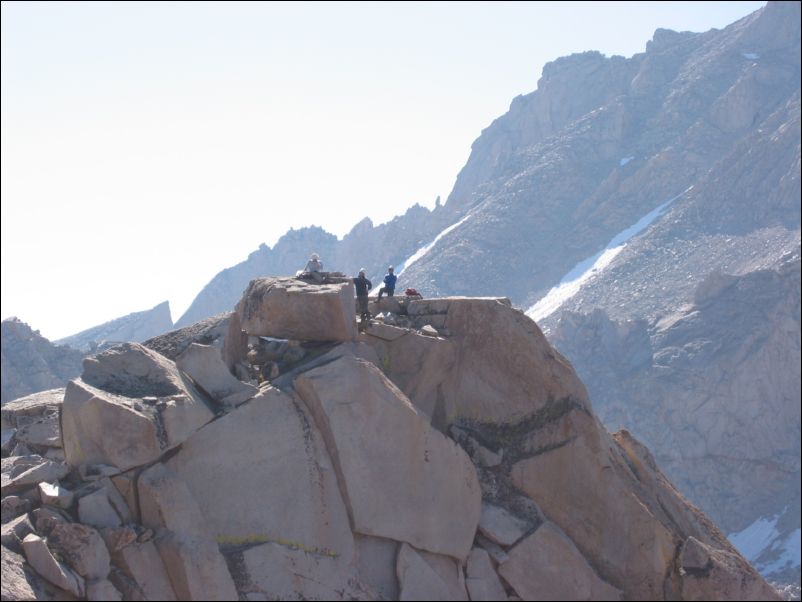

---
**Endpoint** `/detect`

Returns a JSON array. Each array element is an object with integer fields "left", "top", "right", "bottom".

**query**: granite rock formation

[{"left": 0, "top": 282, "right": 782, "bottom": 600}]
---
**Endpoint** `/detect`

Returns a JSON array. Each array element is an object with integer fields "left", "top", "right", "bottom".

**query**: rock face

[
  {"left": 1, "top": 281, "right": 783, "bottom": 601},
  {"left": 550, "top": 259, "right": 802, "bottom": 585},
  {"left": 56, "top": 301, "right": 173, "bottom": 353},
  {"left": 1, "top": 319, "right": 83, "bottom": 405},
  {"left": 236, "top": 277, "right": 357, "bottom": 342}
]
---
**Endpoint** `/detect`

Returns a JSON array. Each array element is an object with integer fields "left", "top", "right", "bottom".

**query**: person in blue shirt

[{"left": 377, "top": 266, "right": 397, "bottom": 301}]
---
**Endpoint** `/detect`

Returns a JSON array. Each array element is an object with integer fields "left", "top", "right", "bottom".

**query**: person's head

[
  {"left": 310, "top": 253, "right": 320, "bottom": 261},
  {"left": 388, "top": 265, "right": 394, "bottom": 273},
  {"left": 359, "top": 268, "right": 366, "bottom": 277}
]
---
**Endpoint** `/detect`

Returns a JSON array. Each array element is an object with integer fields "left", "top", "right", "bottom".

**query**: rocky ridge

[
  {"left": 56, "top": 301, "right": 173, "bottom": 353},
  {"left": 1, "top": 319, "right": 83, "bottom": 406},
  {"left": 175, "top": 203, "right": 455, "bottom": 329},
  {"left": 1, "top": 277, "right": 782, "bottom": 600}
]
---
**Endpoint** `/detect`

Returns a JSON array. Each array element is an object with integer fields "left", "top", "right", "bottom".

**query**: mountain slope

[
  {"left": 183, "top": 2, "right": 799, "bottom": 314},
  {"left": 55, "top": 301, "right": 173, "bottom": 353},
  {"left": 400, "top": 1, "right": 800, "bottom": 303},
  {"left": 1, "top": 318, "right": 83, "bottom": 405}
]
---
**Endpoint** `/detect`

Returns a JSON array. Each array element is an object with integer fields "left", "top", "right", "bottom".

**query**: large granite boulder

[
  {"left": 61, "top": 343, "right": 214, "bottom": 471},
  {"left": 2, "top": 455, "right": 69, "bottom": 494},
  {"left": 359, "top": 329, "right": 457, "bottom": 428},
  {"left": 112, "top": 541, "right": 177, "bottom": 601},
  {"left": 241, "top": 541, "right": 370, "bottom": 601},
  {"left": 236, "top": 277, "right": 357, "bottom": 342},
  {"left": 175, "top": 343, "right": 257, "bottom": 406},
  {"left": 498, "top": 521, "right": 621, "bottom": 601},
  {"left": 396, "top": 543, "right": 469, "bottom": 601},
  {"left": 1, "top": 547, "right": 47, "bottom": 601},
  {"left": 1, "top": 389, "right": 64, "bottom": 434},
  {"left": 363, "top": 297, "right": 591, "bottom": 427},
  {"left": 294, "top": 354, "right": 481, "bottom": 560},
  {"left": 154, "top": 532, "right": 238, "bottom": 601},
  {"left": 165, "top": 386, "right": 355, "bottom": 561}
]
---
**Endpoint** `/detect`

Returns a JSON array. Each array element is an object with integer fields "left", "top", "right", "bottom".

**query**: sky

[{"left": 1, "top": 1, "right": 766, "bottom": 340}]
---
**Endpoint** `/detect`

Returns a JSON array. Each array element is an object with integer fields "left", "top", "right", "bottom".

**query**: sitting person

[
  {"left": 305, "top": 253, "right": 323, "bottom": 272},
  {"left": 377, "top": 265, "right": 397, "bottom": 300},
  {"left": 299, "top": 253, "right": 324, "bottom": 283}
]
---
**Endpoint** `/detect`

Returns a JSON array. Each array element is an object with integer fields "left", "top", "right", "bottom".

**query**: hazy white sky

[{"left": 1, "top": 1, "right": 765, "bottom": 340}]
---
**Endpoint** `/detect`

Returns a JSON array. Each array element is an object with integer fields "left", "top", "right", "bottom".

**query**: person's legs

[
  {"left": 386, "top": 288, "right": 394, "bottom": 297},
  {"left": 378, "top": 286, "right": 386, "bottom": 300},
  {"left": 358, "top": 296, "right": 369, "bottom": 319}
]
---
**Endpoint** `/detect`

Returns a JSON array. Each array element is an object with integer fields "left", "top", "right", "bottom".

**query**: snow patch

[
  {"left": 742, "top": 52, "right": 760, "bottom": 60},
  {"left": 729, "top": 514, "right": 801, "bottom": 576},
  {"left": 526, "top": 187, "right": 691, "bottom": 322},
  {"left": 730, "top": 516, "right": 783, "bottom": 561},
  {"left": 526, "top": 247, "right": 625, "bottom": 323},
  {"left": 399, "top": 213, "right": 472, "bottom": 274},
  {"left": 370, "top": 212, "right": 472, "bottom": 294},
  {"left": 619, "top": 156, "right": 635, "bottom": 166}
]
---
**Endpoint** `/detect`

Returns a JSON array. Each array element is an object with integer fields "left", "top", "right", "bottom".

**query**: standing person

[
  {"left": 377, "top": 265, "right": 397, "bottom": 301},
  {"left": 353, "top": 268, "right": 372, "bottom": 324}
]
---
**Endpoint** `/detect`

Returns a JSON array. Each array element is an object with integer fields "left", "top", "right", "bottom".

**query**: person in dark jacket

[
  {"left": 377, "top": 266, "right": 397, "bottom": 301},
  {"left": 353, "top": 268, "right": 372, "bottom": 323}
]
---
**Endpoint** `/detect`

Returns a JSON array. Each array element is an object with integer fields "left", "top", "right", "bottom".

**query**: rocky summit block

[{"left": 236, "top": 276, "right": 357, "bottom": 342}]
